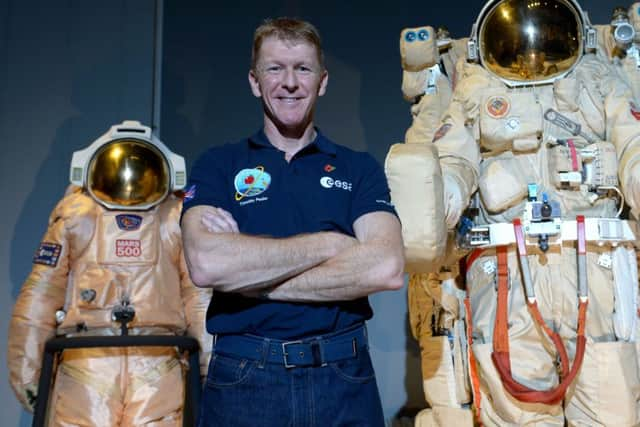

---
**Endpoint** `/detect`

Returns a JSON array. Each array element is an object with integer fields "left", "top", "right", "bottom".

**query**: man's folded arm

[
  {"left": 266, "top": 211, "right": 405, "bottom": 302},
  {"left": 181, "top": 205, "right": 358, "bottom": 292}
]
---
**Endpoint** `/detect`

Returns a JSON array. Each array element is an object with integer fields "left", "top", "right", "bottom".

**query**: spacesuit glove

[
  {"left": 442, "top": 173, "right": 464, "bottom": 229},
  {"left": 19, "top": 383, "right": 38, "bottom": 413}
]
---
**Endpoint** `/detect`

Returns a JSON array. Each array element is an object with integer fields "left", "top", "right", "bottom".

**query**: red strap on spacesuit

[
  {"left": 490, "top": 219, "right": 588, "bottom": 405},
  {"left": 466, "top": 248, "right": 485, "bottom": 272},
  {"left": 491, "top": 302, "right": 587, "bottom": 405},
  {"left": 492, "top": 246, "right": 510, "bottom": 355},
  {"left": 567, "top": 139, "right": 579, "bottom": 172},
  {"left": 464, "top": 297, "right": 483, "bottom": 425}
]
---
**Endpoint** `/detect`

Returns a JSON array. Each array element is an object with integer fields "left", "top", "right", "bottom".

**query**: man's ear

[
  {"left": 248, "top": 69, "right": 262, "bottom": 98},
  {"left": 318, "top": 70, "right": 328, "bottom": 96}
]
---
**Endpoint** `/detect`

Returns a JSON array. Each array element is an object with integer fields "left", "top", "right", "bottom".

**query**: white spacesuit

[
  {"left": 393, "top": 0, "right": 640, "bottom": 425},
  {"left": 8, "top": 121, "right": 212, "bottom": 426}
]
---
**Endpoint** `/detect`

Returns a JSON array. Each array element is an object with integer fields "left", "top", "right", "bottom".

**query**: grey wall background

[
  {"left": 1, "top": 0, "right": 612, "bottom": 425},
  {"left": 1, "top": 1, "right": 157, "bottom": 426}
]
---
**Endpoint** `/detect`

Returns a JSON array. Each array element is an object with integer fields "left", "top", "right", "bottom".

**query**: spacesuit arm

[
  {"left": 182, "top": 205, "right": 358, "bottom": 292},
  {"left": 434, "top": 99, "right": 481, "bottom": 228},
  {"left": 178, "top": 250, "right": 212, "bottom": 377},
  {"left": 8, "top": 199, "right": 71, "bottom": 412},
  {"left": 604, "top": 63, "right": 640, "bottom": 216},
  {"left": 265, "top": 210, "right": 405, "bottom": 302}
]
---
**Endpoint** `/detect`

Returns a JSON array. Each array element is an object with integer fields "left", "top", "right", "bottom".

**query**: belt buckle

[{"left": 282, "top": 340, "right": 302, "bottom": 368}]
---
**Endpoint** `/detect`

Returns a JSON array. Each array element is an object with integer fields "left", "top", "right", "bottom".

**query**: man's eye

[
  {"left": 296, "top": 66, "right": 312, "bottom": 73},
  {"left": 266, "top": 66, "right": 282, "bottom": 73}
]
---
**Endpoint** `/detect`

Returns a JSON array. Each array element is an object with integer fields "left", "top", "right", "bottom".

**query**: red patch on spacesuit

[
  {"left": 432, "top": 123, "right": 452, "bottom": 142},
  {"left": 631, "top": 102, "right": 640, "bottom": 120},
  {"left": 244, "top": 175, "right": 255, "bottom": 185},
  {"left": 324, "top": 164, "right": 336, "bottom": 172},
  {"left": 116, "top": 239, "right": 141, "bottom": 257},
  {"left": 486, "top": 96, "right": 510, "bottom": 118}
]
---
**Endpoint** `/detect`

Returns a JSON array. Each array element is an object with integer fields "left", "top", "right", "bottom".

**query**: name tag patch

[{"left": 33, "top": 242, "right": 62, "bottom": 267}]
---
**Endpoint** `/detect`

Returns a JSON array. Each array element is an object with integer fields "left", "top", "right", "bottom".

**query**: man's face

[{"left": 249, "top": 36, "right": 328, "bottom": 133}]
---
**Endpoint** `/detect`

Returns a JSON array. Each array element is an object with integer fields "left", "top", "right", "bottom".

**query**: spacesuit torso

[
  {"left": 53, "top": 191, "right": 197, "bottom": 337},
  {"left": 452, "top": 56, "right": 621, "bottom": 225}
]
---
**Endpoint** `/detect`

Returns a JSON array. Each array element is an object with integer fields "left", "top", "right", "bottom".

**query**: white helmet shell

[{"left": 69, "top": 121, "right": 186, "bottom": 210}]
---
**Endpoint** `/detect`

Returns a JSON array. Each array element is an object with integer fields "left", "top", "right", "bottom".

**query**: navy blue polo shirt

[{"left": 182, "top": 128, "right": 397, "bottom": 339}]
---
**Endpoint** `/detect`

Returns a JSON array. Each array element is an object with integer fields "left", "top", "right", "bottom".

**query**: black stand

[{"left": 32, "top": 335, "right": 201, "bottom": 427}]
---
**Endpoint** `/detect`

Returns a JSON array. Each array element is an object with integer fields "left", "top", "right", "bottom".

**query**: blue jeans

[{"left": 198, "top": 326, "right": 385, "bottom": 427}]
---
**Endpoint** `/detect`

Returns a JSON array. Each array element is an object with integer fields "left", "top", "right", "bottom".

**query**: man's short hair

[{"left": 251, "top": 17, "right": 325, "bottom": 70}]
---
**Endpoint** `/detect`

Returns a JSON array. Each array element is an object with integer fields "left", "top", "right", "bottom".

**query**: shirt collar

[{"left": 248, "top": 127, "right": 337, "bottom": 156}]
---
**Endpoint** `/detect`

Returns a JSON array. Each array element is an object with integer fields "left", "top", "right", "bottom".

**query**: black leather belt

[{"left": 213, "top": 324, "right": 367, "bottom": 368}]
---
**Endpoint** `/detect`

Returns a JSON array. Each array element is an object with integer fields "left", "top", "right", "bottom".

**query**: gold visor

[
  {"left": 479, "top": 0, "right": 582, "bottom": 84},
  {"left": 87, "top": 139, "right": 170, "bottom": 209}
]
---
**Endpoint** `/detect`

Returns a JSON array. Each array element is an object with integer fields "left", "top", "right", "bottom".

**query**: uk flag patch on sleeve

[
  {"left": 183, "top": 184, "right": 196, "bottom": 203},
  {"left": 33, "top": 242, "right": 62, "bottom": 267}
]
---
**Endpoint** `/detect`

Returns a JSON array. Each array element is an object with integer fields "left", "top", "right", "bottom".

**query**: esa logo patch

[
  {"left": 320, "top": 176, "right": 352, "bottom": 191},
  {"left": 116, "top": 214, "right": 142, "bottom": 231},
  {"left": 33, "top": 242, "right": 62, "bottom": 267}
]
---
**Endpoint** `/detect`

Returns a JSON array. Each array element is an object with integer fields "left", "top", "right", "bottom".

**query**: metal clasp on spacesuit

[
  {"left": 111, "top": 299, "right": 136, "bottom": 336},
  {"left": 522, "top": 191, "right": 562, "bottom": 252}
]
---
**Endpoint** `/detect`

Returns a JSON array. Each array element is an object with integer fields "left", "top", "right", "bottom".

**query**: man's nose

[{"left": 281, "top": 68, "right": 298, "bottom": 89}]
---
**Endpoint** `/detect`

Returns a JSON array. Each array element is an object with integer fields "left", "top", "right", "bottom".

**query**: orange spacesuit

[{"left": 8, "top": 121, "right": 211, "bottom": 426}]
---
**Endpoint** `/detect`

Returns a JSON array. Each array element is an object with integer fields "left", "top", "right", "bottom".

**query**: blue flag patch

[{"left": 33, "top": 242, "right": 62, "bottom": 267}]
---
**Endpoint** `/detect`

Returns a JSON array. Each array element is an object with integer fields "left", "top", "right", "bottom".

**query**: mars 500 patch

[{"left": 116, "top": 239, "right": 142, "bottom": 257}]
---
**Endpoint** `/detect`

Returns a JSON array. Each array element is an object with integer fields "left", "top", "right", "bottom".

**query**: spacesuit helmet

[
  {"left": 468, "top": 0, "right": 596, "bottom": 86},
  {"left": 69, "top": 121, "right": 186, "bottom": 210}
]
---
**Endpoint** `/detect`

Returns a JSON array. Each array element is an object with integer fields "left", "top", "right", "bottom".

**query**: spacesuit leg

[
  {"left": 466, "top": 251, "right": 565, "bottom": 427},
  {"left": 409, "top": 271, "right": 473, "bottom": 427},
  {"left": 47, "top": 348, "right": 125, "bottom": 427},
  {"left": 47, "top": 347, "right": 185, "bottom": 427},
  {"left": 564, "top": 249, "right": 640, "bottom": 426},
  {"left": 122, "top": 347, "right": 184, "bottom": 427}
]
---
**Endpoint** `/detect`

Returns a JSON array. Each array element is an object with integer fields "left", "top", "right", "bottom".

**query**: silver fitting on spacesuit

[{"left": 612, "top": 6, "right": 636, "bottom": 51}]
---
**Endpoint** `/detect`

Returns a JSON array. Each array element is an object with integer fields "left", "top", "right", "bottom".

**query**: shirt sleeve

[
  {"left": 349, "top": 152, "right": 398, "bottom": 224},
  {"left": 181, "top": 146, "right": 232, "bottom": 217}
]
